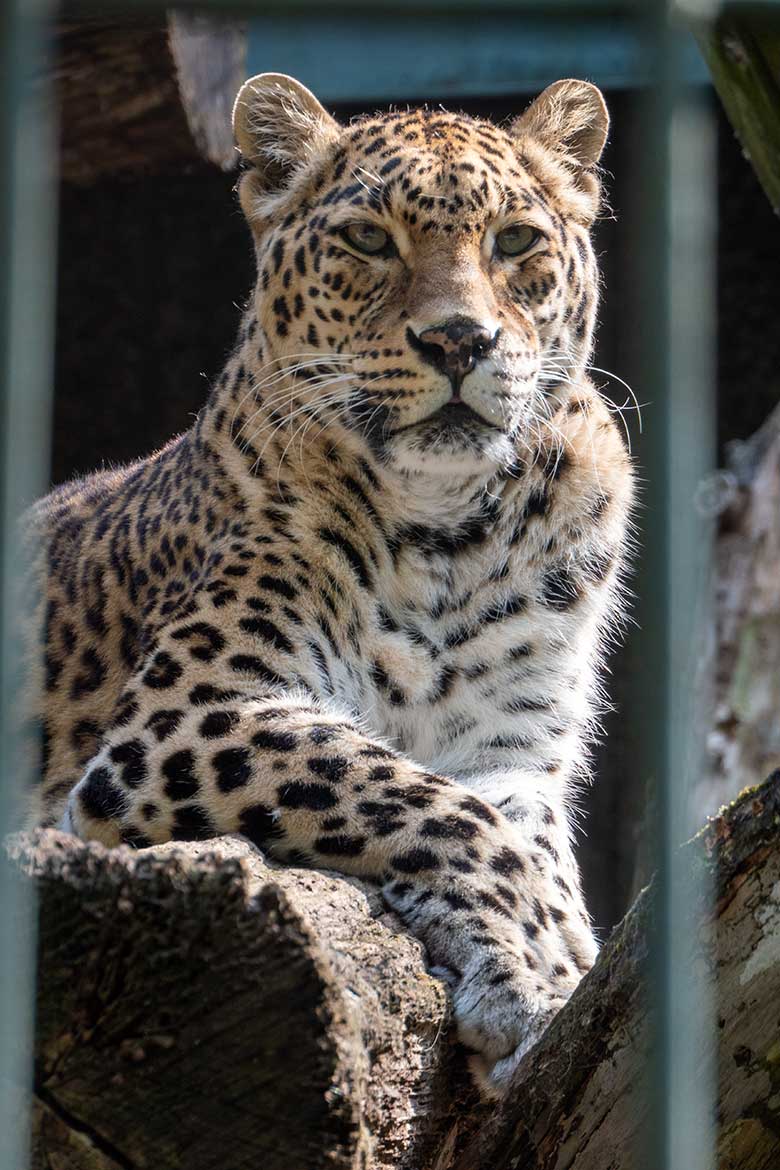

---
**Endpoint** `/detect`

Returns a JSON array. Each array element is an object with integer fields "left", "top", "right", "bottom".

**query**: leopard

[{"left": 20, "top": 73, "right": 633, "bottom": 1098}]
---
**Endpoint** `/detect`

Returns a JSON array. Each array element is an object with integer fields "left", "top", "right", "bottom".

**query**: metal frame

[
  {"left": 245, "top": 13, "right": 708, "bottom": 101},
  {"left": 2, "top": 1, "right": 765, "bottom": 1166}
]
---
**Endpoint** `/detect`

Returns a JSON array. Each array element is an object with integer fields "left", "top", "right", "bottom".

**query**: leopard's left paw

[{"left": 467, "top": 1023, "right": 548, "bottom": 1100}]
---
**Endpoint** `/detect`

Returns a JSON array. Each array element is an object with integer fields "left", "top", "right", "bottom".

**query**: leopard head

[{"left": 233, "top": 74, "right": 608, "bottom": 479}]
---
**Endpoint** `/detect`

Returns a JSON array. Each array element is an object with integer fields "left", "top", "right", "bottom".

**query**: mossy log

[
  {"left": 696, "top": 15, "right": 780, "bottom": 215},
  {"left": 6, "top": 773, "right": 780, "bottom": 1169}
]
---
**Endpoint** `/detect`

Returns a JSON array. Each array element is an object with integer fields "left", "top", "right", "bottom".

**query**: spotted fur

[{"left": 21, "top": 75, "right": 633, "bottom": 1097}]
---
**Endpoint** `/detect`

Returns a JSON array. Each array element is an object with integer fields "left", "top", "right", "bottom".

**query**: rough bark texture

[
  {"left": 7, "top": 773, "right": 780, "bottom": 1170},
  {"left": 12, "top": 831, "right": 477, "bottom": 1170},
  {"left": 701, "top": 403, "right": 780, "bottom": 820}
]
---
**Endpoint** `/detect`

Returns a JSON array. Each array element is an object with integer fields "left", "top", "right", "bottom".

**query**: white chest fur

[{"left": 333, "top": 540, "right": 601, "bottom": 788}]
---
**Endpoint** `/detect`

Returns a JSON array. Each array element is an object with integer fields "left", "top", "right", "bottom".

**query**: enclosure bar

[
  {"left": 245, "top": 12, "right": 709, "bottom": 102},
  {"left": 0, "top": 0, "right": 56, "bottom": 1166},
  {"left": 67, "top": 0, "right": 639, "bottom": 14},
  {"left": 639, "top": 1, "right": 718, "bottom": 1167}
]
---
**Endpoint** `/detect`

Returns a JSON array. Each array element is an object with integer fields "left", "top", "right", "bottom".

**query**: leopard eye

[
  {"left": 341, "top": 222, "right": 392, "bottom": 256},
  {"left": 495, "top": 224, "right": 539, "bottom": 257}
]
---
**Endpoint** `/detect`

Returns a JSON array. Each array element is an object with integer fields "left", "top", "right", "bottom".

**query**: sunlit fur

[{"left": 22, "top": 76, "right": 633, "bottom": 1099}]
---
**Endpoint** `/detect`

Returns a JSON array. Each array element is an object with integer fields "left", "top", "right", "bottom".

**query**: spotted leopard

[{"left": 21, "top": 74, "right": 633, "bottom": 1097}]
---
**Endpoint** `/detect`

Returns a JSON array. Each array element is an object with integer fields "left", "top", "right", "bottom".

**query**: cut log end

[{"left": 10, "top": 830, "right": 479, "bottom": 1170}]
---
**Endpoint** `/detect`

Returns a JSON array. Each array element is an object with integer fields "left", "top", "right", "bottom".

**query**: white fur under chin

[{"left": 387, "top": 429, "right": 518, "bottom": 478}]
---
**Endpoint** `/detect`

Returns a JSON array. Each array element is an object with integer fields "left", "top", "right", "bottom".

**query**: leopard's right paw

[
  {"left": 467, "top": 1040, "right": 542, "bottom": 1101},
  {"left": 453, "top": 953, "right": 566, "bottom": 1085}
]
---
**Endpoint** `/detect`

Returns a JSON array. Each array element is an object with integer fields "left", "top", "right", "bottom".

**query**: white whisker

[
  {"left": 234, "top": 369, "right": 355, "bottom": 446},
  {"left": 229, "top": 353, "right": 356, "bottom": 439},
  {"left": 587, "top": 364, "right": 643, "bottom": 434}
]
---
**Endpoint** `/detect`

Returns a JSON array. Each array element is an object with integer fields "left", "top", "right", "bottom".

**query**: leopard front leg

[
  {"left": 454, "top": 769, "right": 599, "bottom": 1096},
  {"left": 64, "top": 690, "right": 572, "bottom": 1094}
]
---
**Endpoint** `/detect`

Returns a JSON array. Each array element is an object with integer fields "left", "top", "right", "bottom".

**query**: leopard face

[{"left": 234, "top": 75, "right": 608, "bottom": 479}]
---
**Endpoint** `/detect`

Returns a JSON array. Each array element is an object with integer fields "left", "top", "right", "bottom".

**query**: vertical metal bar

[
  {"left": 639, "top": 1, "right": 718, "bottom": 1167},
  {"left": 0, "top": 0, "right": 56, "bottom": 1165},
  {"left": 664, "top": 92, "right": 717, "bottom": 1170}
]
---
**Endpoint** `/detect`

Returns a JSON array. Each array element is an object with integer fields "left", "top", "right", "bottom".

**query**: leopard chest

[{"left": 351, "top": 547, "right": 579, "bottom": 774}]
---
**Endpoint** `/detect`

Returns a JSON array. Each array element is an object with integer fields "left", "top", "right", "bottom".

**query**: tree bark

[
  {"left": 7, "top": 771, "right": 780, "bottom": 1170},
  {"left": 700, "top": 402, "right": 780, "bottom": 820}
]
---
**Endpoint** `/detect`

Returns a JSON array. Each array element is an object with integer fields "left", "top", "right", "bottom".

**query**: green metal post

[
  {"left": 639, "top": 1, "right": 718, "bottom": 1167},
  {"left": 0, "top": 0, "right": 56, "bottom": 1165}
]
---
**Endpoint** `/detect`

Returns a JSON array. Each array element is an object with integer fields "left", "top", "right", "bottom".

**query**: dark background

[{"left": 52, "top": 89, "right": 780, "bottom": 928}]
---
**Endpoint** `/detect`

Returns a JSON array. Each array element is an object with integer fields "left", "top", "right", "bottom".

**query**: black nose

[{"left": 407, "top": 317, "right": 498, "bottom": 391}]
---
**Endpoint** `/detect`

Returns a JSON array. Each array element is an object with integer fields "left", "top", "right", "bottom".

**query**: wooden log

[
  {"left": 6, "top": 772, "right": 780, "bottom": 1169},
  {"left": 11, "top": 831, "right": 476, "bottom": 1170},
  {"left": 55, "top": 17, "right": 198, "bottom": 184},
  {"left": 696, "top": 16, "right": 780, "bottom": 215},
  {"left": 701, "top": 402, "right": 780, "bottom": 819},
  {"left": 55, "top": 14, "right": 245, "bottom": 183}
]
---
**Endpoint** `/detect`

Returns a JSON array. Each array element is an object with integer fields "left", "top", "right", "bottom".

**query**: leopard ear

[
  {"left": 233, "top": 73, "right": 340, "bottom": 194},
  {"left": 512, "top": 79, "right": 609, "bottom": 169}
]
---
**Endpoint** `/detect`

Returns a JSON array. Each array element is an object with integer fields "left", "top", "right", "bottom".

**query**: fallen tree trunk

[
  {"left": 13, "top": 834, "right": 474, "bottom": 1170},
  {"left": 7, "top": 772, "right": 780, "bottom": 1169}
]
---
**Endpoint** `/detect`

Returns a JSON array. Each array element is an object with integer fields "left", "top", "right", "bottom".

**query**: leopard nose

[{"left": 407, "top": 317, "right": 499, "bottom": 390}]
